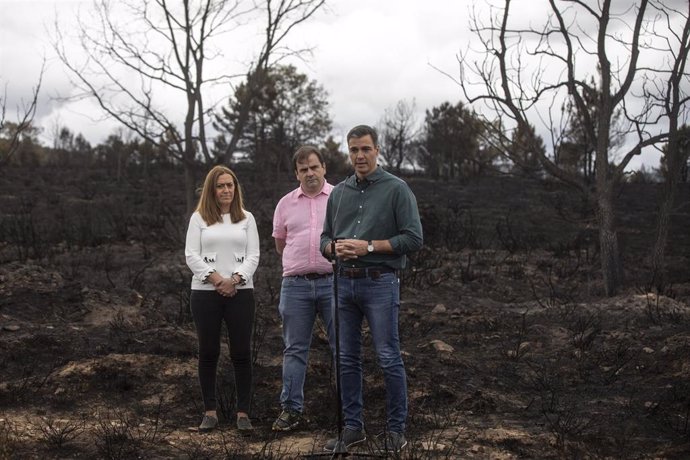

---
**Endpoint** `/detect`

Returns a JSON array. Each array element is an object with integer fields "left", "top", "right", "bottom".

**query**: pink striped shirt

[{"left": 272, "top": 182, "right": 333, "bottom": 276}]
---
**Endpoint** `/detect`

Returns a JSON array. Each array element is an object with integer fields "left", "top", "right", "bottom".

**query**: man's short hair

[
  {"left": 292, "top": 145, "right": 325, "bottom": 172},
  {"left": 347, "top": 125, "right": 378, "bottom": 147}
]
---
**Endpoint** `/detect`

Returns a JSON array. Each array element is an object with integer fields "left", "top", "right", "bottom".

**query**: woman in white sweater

[{"left": 185, "top": 165, "right": 260, "bottom": 433}]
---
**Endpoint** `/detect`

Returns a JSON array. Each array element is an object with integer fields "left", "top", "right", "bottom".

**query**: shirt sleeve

[
  {"left": 388, "top": 183, "right": 424, "bottom": 254},
  {"left": 234, "top": 212, "right": 260, "bottom": 282},
  {"left": 320, "top": 189, "right": 336, "bottom": 255},
  {"left": 272, "top": 198, "right": 287, "bottom": 240},
  {"left": 185, "top": 212, "right": 215, "bottom": 282}
]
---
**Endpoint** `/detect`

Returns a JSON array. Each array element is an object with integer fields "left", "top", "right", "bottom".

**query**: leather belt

[
  {"left": 338, "top": 267, "right": 396, "bottom": 280},
  {"left": 295, "top": 273, "right": 331, "bottom": 280}
]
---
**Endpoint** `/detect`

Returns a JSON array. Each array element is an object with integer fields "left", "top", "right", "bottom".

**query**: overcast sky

[
  {"left": 2, "top": 0, "right": 686, "bottom": 170},
  {"left": 1, "top": 1, "right": 469, "bottom": 141}
]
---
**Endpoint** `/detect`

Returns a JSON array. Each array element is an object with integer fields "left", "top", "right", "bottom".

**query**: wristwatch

[{"left": 367, "top": 240, "right": 374, "bottom": 253}]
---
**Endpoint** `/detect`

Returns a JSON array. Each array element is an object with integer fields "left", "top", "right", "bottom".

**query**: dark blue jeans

[
  {"left": 278, "top": 275, "right": 335, "bottom": 412},
  {"left": 336, "top": 272, "right": 407, "bottom": 434}
]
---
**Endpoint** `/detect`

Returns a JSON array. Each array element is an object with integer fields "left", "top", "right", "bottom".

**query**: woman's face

[{"left": 215, "top": 173, "right": 235, "bottom": 210}]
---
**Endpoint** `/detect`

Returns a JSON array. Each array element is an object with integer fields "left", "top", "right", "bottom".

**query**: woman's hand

[
  {"left": 208, "top": 272, "right": 237, "bottom": 297},
  {"left": 214, "top": 277, "right": 237, "bottom": 297}
]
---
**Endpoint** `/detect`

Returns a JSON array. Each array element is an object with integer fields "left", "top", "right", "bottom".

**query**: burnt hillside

[{"left": 1, "top": 165, "right": 690, "bottom": 459}]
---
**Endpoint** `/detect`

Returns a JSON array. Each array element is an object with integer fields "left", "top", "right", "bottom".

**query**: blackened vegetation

[{"left": 1, "top": 165, "right": 690, "bottom": 458}]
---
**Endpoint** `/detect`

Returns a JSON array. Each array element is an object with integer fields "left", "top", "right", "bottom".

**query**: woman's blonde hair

[{"left": 196, "top": 165, "right": 246, "bottom": 225}]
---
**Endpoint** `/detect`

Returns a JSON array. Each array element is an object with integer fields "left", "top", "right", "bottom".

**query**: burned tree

[
  {"left": 0, "top": 63, "right": 44, "bottom": 168},
  {"left": 378, "top": 99, "right": 421, "bottom": 174},
  {"left": 54, "top": 0, "right": 325, "bottom": 214},
  {"left": 647, "top": 1, "right": 690, "bottom": 291},
  {"left": 454, "top": 0, "right": 688, "bottom": 296}
]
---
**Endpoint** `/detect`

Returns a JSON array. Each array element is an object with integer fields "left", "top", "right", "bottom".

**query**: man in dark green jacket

[{"left": 320, "top": 125, "right": 423, "bottom": 453}]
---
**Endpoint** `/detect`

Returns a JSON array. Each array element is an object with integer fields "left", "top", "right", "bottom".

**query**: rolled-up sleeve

[
  {"left": 389, "top": 185, "right": 423, "bottom": 255},
  {"left": 272, "top": 201, "right": 287, "bottom": 240}
]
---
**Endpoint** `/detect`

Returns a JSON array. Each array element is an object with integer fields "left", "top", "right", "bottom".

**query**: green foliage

[
  {"left": 421, "top": 101, "right": 496, "bottom": 180},
  {"left": 320, "top": 135, "right": 349, "bottom": 176},
  {"left": 0, "top": 121, "right": 44, "bottom": 167},
  {"left": 48, "top": 127, "right": 94, "bottom": 167},
  {"left": 214, "top": 64, "right": 332, "bottom": 176},
  {"left": 509, "top": 123, "right": 546, "bottom": 177}
]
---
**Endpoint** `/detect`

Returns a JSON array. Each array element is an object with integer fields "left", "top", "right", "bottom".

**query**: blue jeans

[
  {"left": 337, "top": 272, "right": 406, "bottom": 434},
  {"left": 278, "top": 275, "right": 335, "bottom": 412}
]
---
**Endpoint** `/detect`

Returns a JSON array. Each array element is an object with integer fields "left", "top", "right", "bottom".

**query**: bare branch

[
  {"left": 0, "top": 61, "right": 45, "bottom": 167},
  {"left": 450, "top": 0, "right": 689, "bottom": 295}
]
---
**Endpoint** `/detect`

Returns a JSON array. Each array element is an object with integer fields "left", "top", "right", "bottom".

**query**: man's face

[
  {"left": 348, "top": 135, "right": 379, "bottom": 178},
  {"left": 295, "top": 153, "right": 326, "bottom": 195}
]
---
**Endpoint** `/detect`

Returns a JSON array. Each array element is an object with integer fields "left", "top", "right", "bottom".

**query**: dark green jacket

[{"left": 320, "top": 167, "right": 423, "bottom": 269}]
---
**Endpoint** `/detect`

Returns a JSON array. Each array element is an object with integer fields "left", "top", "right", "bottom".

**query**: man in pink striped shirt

[{"left": 271, "top": 145, "right": 335, "bottom": 432}]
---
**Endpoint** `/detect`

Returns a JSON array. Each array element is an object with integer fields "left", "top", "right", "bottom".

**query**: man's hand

[{"left": 335, "top": 239, "right": 368, "bottom": 260}]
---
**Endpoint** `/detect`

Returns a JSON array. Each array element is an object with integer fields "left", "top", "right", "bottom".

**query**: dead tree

[
  {"left": 217, "top": 0, "right": 326, "bottom": 165},
  {"left": 453, "top": 0, "right": 684, "bottom": 296},
  {"left": 647, "top": 1, "right": 690, "bottom": 291},
  {"left": 378, "top": 99, "right": 421, "bottom": 173},
  {"left": 0, "top": 62, "right": 44, "bottom": 168},
  {"left": 54, "top": 0, "right": 324, "bottom": 214}
]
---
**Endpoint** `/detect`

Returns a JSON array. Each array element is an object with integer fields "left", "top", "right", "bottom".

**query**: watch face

[{"left": 367, "top": 242, "right": 374, "bottom": 252}]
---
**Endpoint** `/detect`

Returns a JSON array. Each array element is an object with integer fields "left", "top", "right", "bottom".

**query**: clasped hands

[
  {"left": 214, "top": 277, "right": 238, "bottom": 297},
  {"left": 209, "top": 273, "right": 240, "bottom": 297},
  {"left": 333, "top": 239, "right": 369, "bottom": 260}
]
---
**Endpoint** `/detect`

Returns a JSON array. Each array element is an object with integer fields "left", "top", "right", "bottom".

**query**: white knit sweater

[{"left": 185, "top": 211, "right": 260, "bottom": 290}]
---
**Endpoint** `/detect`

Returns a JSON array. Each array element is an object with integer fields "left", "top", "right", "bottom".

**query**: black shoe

[
  {"left": 272, "top": 409, "right": 301, "bottom": 431},
  {"left": 381, "top": 431, "right": 407, "bottom": 453},
  {"left": 198, "top": 415, "right": 218, "bottom": 433},
  {"left": 324, "top": 428, "right": 366, "bottom": 452}
]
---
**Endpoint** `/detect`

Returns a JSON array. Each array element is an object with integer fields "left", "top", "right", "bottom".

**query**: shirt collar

[
  {"left": 297, "top": 181, "right": 332, "bottom": 198},
  {"left": 350, "top": 167, "right": 384, "bottom": 186}
]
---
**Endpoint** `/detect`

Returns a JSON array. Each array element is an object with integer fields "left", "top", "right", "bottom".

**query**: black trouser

[{"left": 190, "top": 289, "right": 255, "bottom": 413}]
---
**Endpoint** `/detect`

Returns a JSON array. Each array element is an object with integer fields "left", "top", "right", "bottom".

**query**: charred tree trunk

[
  {"left": 649, "top": 2, "right": 690, "bottom": 291},
  {"left": 650, "top": 187, "right": 673, "bottom": 291},
  {"left": 596, "top": 187, "right": 622, "bottom": 296},
  {"left": 650, "top": 132, "right": 687, "bottom": 291}
]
